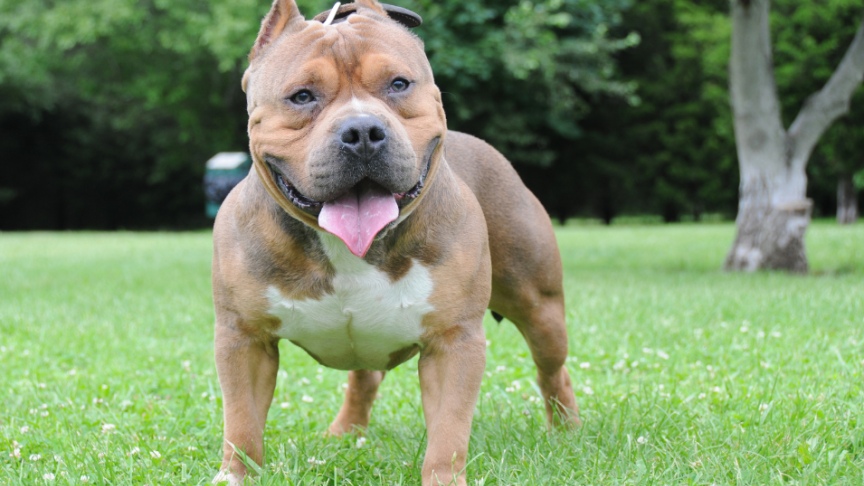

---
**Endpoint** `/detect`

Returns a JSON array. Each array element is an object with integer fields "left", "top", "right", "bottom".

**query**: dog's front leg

[
  {"left": 213, "top": 317, "right": 279, "bottom": 484},
  {"left": 418, "top": 323, "right": 486, "bottom": 486}
]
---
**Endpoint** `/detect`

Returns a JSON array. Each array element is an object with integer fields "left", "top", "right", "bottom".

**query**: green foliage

[
  {"left": 570, "top": 0, "right": 737, "bottom": 222},
  {"left": 404, "top": 0, "right": 637, "bottom": 166},
  {"left": 1, "top": 224, "right": 863, "bottom": 483},
  {"left": 0, "top": 0, "right": 637, "bottom": 228},
  {"left": 1, "top": 0, "right": 862, "bottom": 228}
]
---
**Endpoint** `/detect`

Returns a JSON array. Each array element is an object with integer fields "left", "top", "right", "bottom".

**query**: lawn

[{"left": 1, "top": 221, "right": 863, "bottom": 485}]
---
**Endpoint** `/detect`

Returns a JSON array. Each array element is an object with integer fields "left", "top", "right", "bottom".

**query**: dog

[{"left": 211, "top": 1, "right": 579, "bottom": 484}]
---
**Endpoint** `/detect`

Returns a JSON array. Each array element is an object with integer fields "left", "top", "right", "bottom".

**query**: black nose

[{"left": 338, "top": 116, "right": 388, "bottom": 161}]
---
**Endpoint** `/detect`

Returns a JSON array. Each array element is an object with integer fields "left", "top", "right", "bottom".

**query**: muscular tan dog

[{"left": 211, "top": 1, "right": 579, "bottom": 484}]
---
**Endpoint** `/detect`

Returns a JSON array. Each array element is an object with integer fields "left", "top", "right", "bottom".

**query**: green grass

[{"left": 1, "top": 221, "right": 863, "bottom": 485}]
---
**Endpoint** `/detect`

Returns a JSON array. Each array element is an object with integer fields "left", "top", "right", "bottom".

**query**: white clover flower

[
  {"left": 636, "top": 436, "right": 647, "bottom": 445},
  {"left": 37, "top": 383, "right": 46, "bottom": 389},
  {"left": 511, "top": 380, "right": 521, "bottom": 390},
  {"left": 302, "top": 395, "right": 313, "bottom": 403},
  {"left": 757, "top": 331, "right": 766, "bottom": 338},
  {"left": 770, "top": 331, "right": 781, "bottom": 338},
  {"left": 182, "top": 360, "right": 191, "bottom": 371},
  {"left": 92, "top": 398, "right": 103, "bottom": 405},
  {"left": 29, "top": 454, "right": 41, "bottom": 461},
  {"left": 582, "top": 386, "right": 594, "bottom": 395},
  {"left": 9, "top": 448, "right": 21, "bottom": 459},
  {"left": 740, "top": 326, "right": 749, "bottom": 333},
  {"left": 300, "top": 378, "right": 310, "bottom": 385},
  {"left": 80, "top": 475, "right": 89, "bottom": 483},
  {"left": 280, "top": 402, "right": 290, "bottom": 409},
  {"left": 505, "top": 387, "right": 515, "bottom": 393},
  {"left": 40, "top": 411, "right": 49, "bottom": 417},
  {"left": 656, "top": 350, "right": 669, "bottom": 360},
  {"left": 759, "top": 403, "right": 769, "bottom": 412},
  {"left": 21, "top": 426, "right": 30, "bottom": 434},
  {"left": 43, "top": 473, "right": 55, "bottom": 481},
  {"left": 150, "top": 451, "right": 161, "bottom": 459},
  {"left": 579, "top": 362, "right": 590, "bottom": 369},
  {"left": 201, "top": 392, "right": 209, "bottom": 398},
  {"left": 698, "top": 393, "right": 706, "bottom": 399},
  {"left": 307, "top": 456, "right": 326, "bottom": 466},
  {"left": 711, "top": 386, "right": 722, "bottom": 393},
  {"left": 355, "top": 437, "right": 367, "bottom": 448},
  {"left": 68, "top": 369, "right": 77, "bottom": 376},
  {"left": 485, "top": 340, "right": 491, "bottom": 348},
  {"left": 127, "top": 447, "right": 140, "bottom": 456},
  {"left": 495, "top": 365, "right": 506, "bottom": 373},
  {"left": 187, "top": 446, "right": 197, "bottom": 451}
]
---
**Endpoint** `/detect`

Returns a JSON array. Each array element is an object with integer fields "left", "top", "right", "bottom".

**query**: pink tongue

[{"left": 318, "top": 183, "right": 399, "bottom": 257}]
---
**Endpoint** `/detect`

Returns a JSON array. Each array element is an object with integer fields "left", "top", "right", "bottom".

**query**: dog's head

[{"left": 243, "top": 0, "right": 446, "bottom": 257}]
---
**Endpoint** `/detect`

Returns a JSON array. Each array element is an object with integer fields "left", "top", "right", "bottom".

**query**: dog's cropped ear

[
  {"left": 249, "top": 0, "right": 305, "bottom": 61},
  {"left": 354, "top": 0, "right": 388, "bottom": 17}
]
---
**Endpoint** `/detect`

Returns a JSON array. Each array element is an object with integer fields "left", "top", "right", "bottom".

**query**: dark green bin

[{"left": 204, "top": 152, "right": 252, "bottom": 218}]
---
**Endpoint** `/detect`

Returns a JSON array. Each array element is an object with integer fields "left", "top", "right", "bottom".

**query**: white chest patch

[{"left": 266, "top": 233, "right": 435, "bottom": 370}]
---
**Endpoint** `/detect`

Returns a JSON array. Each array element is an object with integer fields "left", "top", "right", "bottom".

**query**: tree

[{"left": 724, "top": 0, "right": 864, "bottom": 272}]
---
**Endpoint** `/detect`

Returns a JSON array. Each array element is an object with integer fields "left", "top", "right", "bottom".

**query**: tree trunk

[
  {"left": 837, "top": 173, "right": 859, "bottom": 224},
  {"left": 724, "top": 0, "right": 864, "bottom": 272},
  {"left": 724, "top": 0, "right": 810, "bottom": 272}
]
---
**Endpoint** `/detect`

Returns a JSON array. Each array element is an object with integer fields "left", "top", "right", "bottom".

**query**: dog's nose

[{"left": 338, "top": 116, "right": 388, "bottom": 161}]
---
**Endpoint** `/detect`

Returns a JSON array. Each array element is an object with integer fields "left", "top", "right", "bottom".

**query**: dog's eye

[
  {"left": 289, "top": 90, "right": 315, "bottom": 105},
  {"left": 389, "top": 78, "right": 410, "bottom": 93}
]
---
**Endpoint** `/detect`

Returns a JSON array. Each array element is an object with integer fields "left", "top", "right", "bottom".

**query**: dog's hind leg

[
  {"left": 490, "top": 288, "right": 580, "bottom": 428},
  {"left": 328, "top": 370, "right": 386, "bottom": 435}
]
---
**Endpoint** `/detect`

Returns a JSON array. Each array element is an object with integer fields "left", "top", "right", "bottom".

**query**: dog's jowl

[{"left": 211, "top": 1, "right": 580, "bottom": 484}]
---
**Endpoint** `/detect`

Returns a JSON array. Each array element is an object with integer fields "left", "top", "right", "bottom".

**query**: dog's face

[{"left": 243, "top": 0, "right": 446, "bottom": 255}]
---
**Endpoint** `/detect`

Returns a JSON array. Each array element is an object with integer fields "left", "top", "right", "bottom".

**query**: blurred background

[{"left": 0, "top": 0, "right": 862, "bottom": 230}]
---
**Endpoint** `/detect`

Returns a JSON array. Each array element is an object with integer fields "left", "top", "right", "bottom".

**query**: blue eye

[
  {"left": 290, "top": 90, "right": 315, "bottom": 105},
  {"left": 390, "top": 78, "right": 410, "bottom": 93}
]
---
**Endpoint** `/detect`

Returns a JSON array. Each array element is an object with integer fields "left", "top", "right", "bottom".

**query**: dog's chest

[{"left": 266, "top": 233, "right": 434, "bottom": 370}]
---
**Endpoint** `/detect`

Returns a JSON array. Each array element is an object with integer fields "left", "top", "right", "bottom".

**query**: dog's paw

[{"left": 212, "top": 470, "right": 242, "bottom": 485}]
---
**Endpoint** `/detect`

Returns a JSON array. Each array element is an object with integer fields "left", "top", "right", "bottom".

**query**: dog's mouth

[
  {"left": 266, "top": 150, "right": 432, "bottom": 258},
  {"left": 268, "top": 162, "right": 428, "bottom": 214}
]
